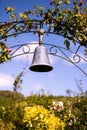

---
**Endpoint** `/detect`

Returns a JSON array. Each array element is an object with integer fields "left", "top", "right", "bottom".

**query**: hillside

[{"left": 0, "top": 90, "right": 24, "bottom": 107}]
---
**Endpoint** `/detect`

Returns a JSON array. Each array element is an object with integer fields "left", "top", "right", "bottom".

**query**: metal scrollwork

[
  {"left": 9, "top": 42, "right": 87, "bottom": 76},
  {"left": 11, "top": 44, "right": 31, "bottom": 58},
  {"left": 0, "top": 19, "right": 86, "bottom": 75},
  {"left": 72, "top": 54, "right": 81, "bottom": 64},
  {"left": 22, "top": 44, "right": 30, "bottom": 54},
  {"left": 44, "top": 43, "right": 87, "bottom": 76},
  {"left": 50, "top": 46, "right": 58, "bottom": 55}
]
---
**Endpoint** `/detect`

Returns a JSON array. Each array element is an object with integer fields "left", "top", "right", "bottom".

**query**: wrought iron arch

[{"left": 0, "top": 20, "right": 87, "bottom": 75}]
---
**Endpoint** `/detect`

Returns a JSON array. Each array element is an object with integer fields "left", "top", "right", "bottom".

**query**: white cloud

[{"left": 0, "top": 73, "right": 14, "bottom": 88}]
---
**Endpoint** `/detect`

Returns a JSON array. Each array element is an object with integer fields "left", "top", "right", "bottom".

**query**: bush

[{"left": 23, "top": 105, "right": 65, "bottom": 130}]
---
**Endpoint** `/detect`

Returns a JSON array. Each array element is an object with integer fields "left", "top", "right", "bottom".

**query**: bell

[{"left": 29, "top": 45, "right": 53, "bottom": 72}]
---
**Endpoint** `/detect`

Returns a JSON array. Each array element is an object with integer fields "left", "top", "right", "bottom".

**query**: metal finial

[{"left": 39, "top": 29, "right": 44, "bottom": 45}]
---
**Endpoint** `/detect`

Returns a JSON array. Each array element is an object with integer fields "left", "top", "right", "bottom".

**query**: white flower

[{"left": 57, "top": 101, "right": 63, "bottom": 108}]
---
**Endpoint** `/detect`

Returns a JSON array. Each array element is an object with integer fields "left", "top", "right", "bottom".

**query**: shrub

[{"left": 23, "top": 105, "right": 65, "bottom": 130}]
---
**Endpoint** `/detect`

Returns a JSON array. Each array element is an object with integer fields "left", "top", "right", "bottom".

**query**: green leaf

[
  {"left": 19, "top": 13, "right": 28, "bottom": 20},
  {"left": 18, "top": 26, "right": 25, "bottom": 31},
  {"left": 3, "top": 56, "right": 8, "bottom": 62},
  {"left": 64, "top": 39, "right": 70, "bottom": 49},
  {"left": 85, "top": 49, "right": 87, "bottom": 55},
  {"left": 19, "top": 13, "right": 23, "bottom": 18},
  {"left": 72, "top": 39, "right": 76, "bottom": 45},
  {"left": 0, "top": 42, "right": 11, "bottom": 63},
  {"left": 7, "top": 54, "right": 11, "bottom": 59},
  {"left": 57, "top": 1, "right": 62, "bottom": 6},
  {"left": 65, "top": 0, "right": 71, "bottom": 4},
  {"left": 84, "top": 7, "right": 87, "bottom": 13},
  {"left": 9, "top": 14, "right": 17, "bottom": 20},
  {"left": 5, "top": 6, "right": 13, "bottom": 13}
]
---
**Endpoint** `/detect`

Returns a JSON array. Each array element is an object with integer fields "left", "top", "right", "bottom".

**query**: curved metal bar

[
  {"left": 44, "top": 43, "right": 87, "bottom": 63},
  {"left": 10, "top": 42, "right": 37, "bottom": 58},
  {"left": 0, "top": 20, "right": 41, "bottom": 40},
  {"left": 11, "top": 52, "right": 33, "bottom": 58},
  {"left": 9, "top": 42, "right": 87, "bottom": 76},
  {"left": 0, "top": 19, "right": 82, "bottom": 46},
  {"left": 11, "top": 44, "right": 31, "bottom": 58},
  {"left": 50, "top": 46, "right": 57, "bottom": 55},
  {"left": 0, "top": 19, "right": 86, "bottom": 75},
  {"left": 10, "top": 42, "right": 87, "bottom": 63},
  {"left": 0, "top": 30, "right": 63, "bottom": 41},
  {"left": 73, "top": 55, "right": 81, "bottom": 63},
  {"left": 49, "top": 53, "right": 87, "bottom": 76},
  {"left": 22, "top": 44, "right": 30, "bottom": 53}
]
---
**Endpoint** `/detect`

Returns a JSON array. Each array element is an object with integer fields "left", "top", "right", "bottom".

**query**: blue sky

[{"left": 0, "top": 0, "right": 87, "bottom": 96}]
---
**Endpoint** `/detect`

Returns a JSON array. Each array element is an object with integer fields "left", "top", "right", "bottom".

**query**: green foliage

[
  {"left": 27, "top": 94, "right": 53, "bottom": 109},
  {"left": 0, "top": 90, "right": 24, "bottom": 107},
  {"left": 73, "top": 96, "right": 87, "bottom": 130},
  {"left": 51, "top": 94, "right": 87, "bottom": 130},
  {"left": 0, "top": 0, "right": 86, "bottom": 51},
  {"left": 0, "top": 42, "right": 11, "bottom": 63},
  {"left": 13, "top": 70, "right": 24, "bottom": 92},
  {"left": 12, "top": 69, "right": 26, "bottom": 110},
  {"left": 64, "top": 40, "right": 70, "bottom": 49},
  {"left": 0, "top": 91, "right": 87, "bottom": 129},
  {"left": 0, "top": 1, "right": 87, "bottom": 129},
  {"left": 65, "top": 0, "right": 71, "bottom": 4},
  {"left": 5, "top": 6, "right": 15, "bottom": 13}
]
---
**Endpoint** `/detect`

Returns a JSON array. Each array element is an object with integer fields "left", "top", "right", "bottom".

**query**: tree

[
  {"left": 0, "top": 0, "right": 87, "bottom": 63},
  {"left": 66, "top": 89, "right": 72, "bottom": 97}
]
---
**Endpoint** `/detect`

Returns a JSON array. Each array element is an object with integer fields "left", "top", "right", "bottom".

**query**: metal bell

[{"left": 29, "top": 45, "right": 53, "bottom": 72}]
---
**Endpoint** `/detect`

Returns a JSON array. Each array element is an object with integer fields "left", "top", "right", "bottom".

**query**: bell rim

[{"left": 29, "top": 64, "right": 53, "bottom": 72}]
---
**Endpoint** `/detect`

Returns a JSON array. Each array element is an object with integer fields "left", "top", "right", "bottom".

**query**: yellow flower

[{"left": 23, "top": 105, "right": 65, "bottom": 130}]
